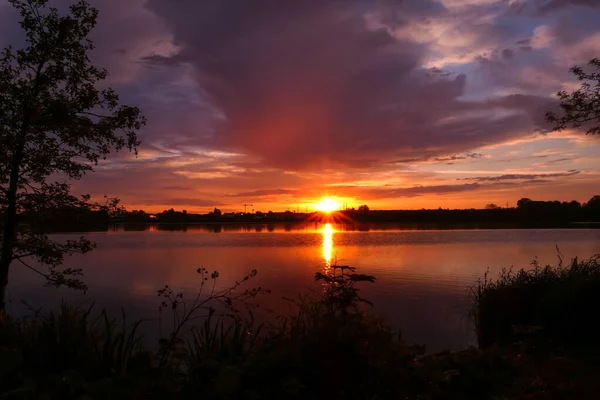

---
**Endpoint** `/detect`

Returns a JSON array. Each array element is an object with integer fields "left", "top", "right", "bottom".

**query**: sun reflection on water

[{"left": 322, "top": 223, "right": 334, "bottom": 271}]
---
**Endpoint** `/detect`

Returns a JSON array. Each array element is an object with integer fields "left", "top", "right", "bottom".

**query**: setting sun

[{"left": 316, "top": 198, "right": 341, "bottom": 213}]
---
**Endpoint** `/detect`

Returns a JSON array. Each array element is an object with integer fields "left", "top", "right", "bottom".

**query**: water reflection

[
  {"left": 9, "top": 229, "right": 600, "bottom": 352},
  {"left": 113, "top": 222, "right": 542, "bottom": 234},
  {"left": 322, "top": 223, "right": 334, "bottom": 270}
]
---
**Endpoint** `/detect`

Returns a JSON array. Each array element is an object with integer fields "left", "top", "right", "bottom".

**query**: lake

[{"left": 7, "top": 224, "right": 600, "bottom": 352}]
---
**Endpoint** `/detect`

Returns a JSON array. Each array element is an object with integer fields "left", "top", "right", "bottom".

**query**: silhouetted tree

[
  {"left": 546, "top": 58, "right": 600, "bottom": 135},
  {"left": 212, "top": 208, "right": 222, "bottom": 217},
  {"left": 0, "top": 0, "right": 145, "bottom": 319},
  {"left": 517, "top": 198, "right": 533, "bottom": 209},
  {"left": 485, "top": 203, "right": 501, "bottom": 210},
  {"left": 358, "top": 204, "right": 370, "bottom": 212},
  {"left": 586, "top": 195, "right": 600, "bottom": 210}
]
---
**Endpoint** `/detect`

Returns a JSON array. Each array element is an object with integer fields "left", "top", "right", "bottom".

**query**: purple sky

[{"left": 2, "top": 0, "right": 600, "bottom": 212}]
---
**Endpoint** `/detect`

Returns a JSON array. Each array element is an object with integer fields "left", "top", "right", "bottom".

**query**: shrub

[{"left": 469, "top": 254, "right": 600, "bottom": 348}]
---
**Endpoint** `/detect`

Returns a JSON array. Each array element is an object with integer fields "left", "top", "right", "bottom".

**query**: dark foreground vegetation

[
  {"left": 2, "top": 259, "right": 600, "bottom": 399},
  {"left": 470, "top": 255, "right": 600, "bottom": 348}
]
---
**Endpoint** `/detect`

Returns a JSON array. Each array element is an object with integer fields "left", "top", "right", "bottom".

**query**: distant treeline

[
  {"left": 335, "top": 197, "right": 600, "bottom": 228},
  {"left": 10, "top": 196, "right": 600, "bottom": 232}
]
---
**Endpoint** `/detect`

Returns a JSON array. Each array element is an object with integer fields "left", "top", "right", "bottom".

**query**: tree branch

[
  {"left": 11, "top": 252, "right": 37, "bottom": 261},
  {"left": 16, "top": 257, "right": 50, "bottom": 280},
  {"left": 76, "top": 111, "right": 114, "bottom": 119}
]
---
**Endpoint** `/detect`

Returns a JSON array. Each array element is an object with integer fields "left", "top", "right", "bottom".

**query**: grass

[
  {"left": 2, "top": 259, "right": 600, "bottom": 398},
  {"left": 0, "top": 302, "right": 151, "bottom": 398},
  {"left": 469, "top": 254, "right": 600, "bottom": 348}
]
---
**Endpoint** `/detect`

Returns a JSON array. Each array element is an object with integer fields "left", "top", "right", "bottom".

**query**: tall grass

[
  {"left": 0, "top": 302, "right": 148, "bottom": 398},
  {"left": 469, "top": 254, "right": 600, "bottom": 348},
  {"left": 178, "top": 265, "right": 430, "bottom": 399}
]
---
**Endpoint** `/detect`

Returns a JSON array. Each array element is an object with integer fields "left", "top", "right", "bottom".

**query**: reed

[{"left": 468, "top": 254, "right": 600, "bottom": 348}]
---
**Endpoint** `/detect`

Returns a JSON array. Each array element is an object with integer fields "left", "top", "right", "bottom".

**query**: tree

[
  {"left": 586, "top": 195, "right": 600, "bottom": 210},
  {"left": 358, "top": 204, "right": 370, "bottom": 212},
  {"left": 546, "top": 58, "right": 600, "bottom": 135},
  {"left": 0, "top": 0, "right": 145, "bottom": 319},
  {"left": 485, "top": 203, "right": 500, "bottom": 210},
  {"left": 212, "top": 207, "right": 222, "bottom": 217},
  {"left": 517, "top": 198, "right": 533, "bottom": 209}
]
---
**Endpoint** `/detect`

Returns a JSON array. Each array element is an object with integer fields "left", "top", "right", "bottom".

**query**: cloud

[
  {"left": 434, "top": 152, "right": 484, "bottom": 162},
  {"left": 391, "top": 152, "right": 484, "bottom": 164},
  {"left": 540, "top": 157, "right": 573, "bottom": 165},
  {"left": 327, "top": 181, "right": 507, "bottom": 200},
  {"left": 460, "top": 170, "right": 580, "bottom": 182},
  {"left": 370, "top": 183, "right": 482, "bottom": 198},
  {"left": 136, "top": 197, "right": 218, "bottom": 207},
  {"left": 539, "top": 0, "right": 600, "bottom": 13},
  {"left": 140, "top": 0, "right": 556, "bottom": 171},
  {"left": 228, "top": 189, "right": 299, "bottom": 198},
  {"left": 3, "top": 0, "right": 600, "bottom": 210}
]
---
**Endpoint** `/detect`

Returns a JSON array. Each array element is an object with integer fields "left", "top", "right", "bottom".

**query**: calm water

[{"left": 7, "top": 224, "right": 600, "bottom": 352}]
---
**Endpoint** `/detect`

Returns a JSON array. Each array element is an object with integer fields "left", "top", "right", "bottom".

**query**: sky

[{"left": 2, "top": 0, "right": 600, "bottom": 212}]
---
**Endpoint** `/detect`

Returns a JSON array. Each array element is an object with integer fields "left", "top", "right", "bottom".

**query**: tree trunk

[
  {"left": 0, "top": 143, "right": 24, "bottom": 322},
  {"left": 0, "top": 189, "right": 18, "bottom": 323},
  {"left": 1, "top": 57, "right": 43, "bottom": 322}
]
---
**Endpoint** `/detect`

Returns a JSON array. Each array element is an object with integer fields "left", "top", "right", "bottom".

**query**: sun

[{"left": 316, "top": 197, "right": 341, "bottom": 213}]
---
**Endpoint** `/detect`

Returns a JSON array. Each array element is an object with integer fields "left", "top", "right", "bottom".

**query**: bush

[{"left": 469, "top": 254, "right": 600, "bottom": 348}]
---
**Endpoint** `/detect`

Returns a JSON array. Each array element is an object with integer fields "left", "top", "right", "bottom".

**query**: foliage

[
  {"left": 231, "top": 267, "right": 428, "bottom": 399},
  {"left": 156, "top": 267, "right": 270, "bottom": 372},
  {"left": 2, "top": 264, "right": 600, "bottom": 398},
  {"left": 314, "top": 265, "right": 376, "bottom": 314},
  {"left": 0, "top": 302, "right": 149, "bottom": 398},
  {"left": 546, "top": 58, "right": 600, "bottom": 135},
  {"left": 0, "top": 0, "right": 145, "bottom": 317},
  {"left": 484, "top": 203, "right": 500, "bottom": 209},
  {"left": 468, "top": 254, "right": 600, "bottom": 348}
]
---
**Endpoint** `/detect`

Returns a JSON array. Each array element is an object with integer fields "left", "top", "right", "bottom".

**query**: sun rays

[{"left": 315, "top": 197, "right": 342, "bottom": 213}]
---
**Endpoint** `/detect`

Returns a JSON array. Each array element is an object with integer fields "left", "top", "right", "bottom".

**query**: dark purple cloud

[
  {"left": 540, "top": 0, "right": 600, "bottom": 13},
  {"left": 140, "top": 0, "right": 555, "bottom": 170}
]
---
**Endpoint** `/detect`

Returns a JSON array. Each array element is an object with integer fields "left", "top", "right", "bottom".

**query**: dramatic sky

[{"left": 2, "top": 0, "right": 600, "bottom": 212}]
